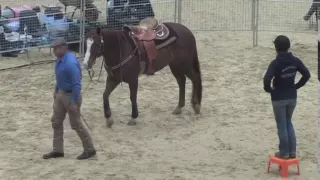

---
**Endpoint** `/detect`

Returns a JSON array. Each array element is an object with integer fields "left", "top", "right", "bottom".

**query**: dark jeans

[{"left": 272, "top": 99, "right": 297, "bottom": 157}]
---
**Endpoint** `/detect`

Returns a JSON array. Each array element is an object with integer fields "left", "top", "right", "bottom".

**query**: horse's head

[{"left": 83, "top": 27, "right": 104, "bottom": 71}]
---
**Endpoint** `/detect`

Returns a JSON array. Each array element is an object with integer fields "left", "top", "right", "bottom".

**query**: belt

[{"left": 58, "top": 89, "right": 72, "bottom": 93}]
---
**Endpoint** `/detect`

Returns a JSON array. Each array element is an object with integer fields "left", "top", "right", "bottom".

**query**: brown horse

[{"left": 83, "top": 20, "right": 202, "bottom": 127}]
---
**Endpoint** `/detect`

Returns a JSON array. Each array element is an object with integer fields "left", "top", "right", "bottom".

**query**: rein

[
  {"left": 87, "top": 58, "right": 104, "bottom": 84},
  {"left": 82, "top": 40, "right": 106, "bottom": 94},
  {"left": 111, "top": 33, "right": 138, "bottom": 70}
]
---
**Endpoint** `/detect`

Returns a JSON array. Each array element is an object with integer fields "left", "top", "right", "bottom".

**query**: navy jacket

[{"left": 263, "top": 52, "right": 310, "bottom": 101}]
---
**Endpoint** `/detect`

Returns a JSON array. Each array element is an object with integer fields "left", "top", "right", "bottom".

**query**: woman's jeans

[{"left": 272, "top": 99, "right": 297, "bottom": 157}]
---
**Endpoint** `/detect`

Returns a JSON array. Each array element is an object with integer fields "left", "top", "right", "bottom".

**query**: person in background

[
  {"left": 0, "top": 25, "right": 19, "bottom": 57},
  {"left": 304, "top": 0, "right": 320, "bottom": 21},
  {"left": 263, "top": 35, "right": 311, "bottom": 159},
  {"left": 43, "top": 38, "right": 96, "bottom": 160}
]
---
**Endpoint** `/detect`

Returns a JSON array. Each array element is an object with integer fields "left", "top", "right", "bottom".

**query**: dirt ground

[{"left": 0, "top": 0, "right": 318, "bottom": 180}]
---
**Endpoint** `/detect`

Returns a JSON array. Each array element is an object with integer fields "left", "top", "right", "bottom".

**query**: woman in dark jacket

[{"left": 263, "top": 35, "right": 311, "bottom": 159}]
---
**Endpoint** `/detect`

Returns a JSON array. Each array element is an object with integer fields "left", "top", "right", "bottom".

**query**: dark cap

[
  {"left": 51, "top": 38, "right": 67, "bottom": 48},
  {"left": 274, "top": 35, "right": 290, "bottom": 52}
]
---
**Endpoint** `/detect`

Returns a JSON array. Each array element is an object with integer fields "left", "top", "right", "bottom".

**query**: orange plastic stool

[{"left": 267, "top": 156, "right": 300, "bottom": 178}]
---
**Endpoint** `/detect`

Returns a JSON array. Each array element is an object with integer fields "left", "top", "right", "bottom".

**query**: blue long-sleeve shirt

[{"left": 55, "top": 52, "right": 82, "bottom": 104}]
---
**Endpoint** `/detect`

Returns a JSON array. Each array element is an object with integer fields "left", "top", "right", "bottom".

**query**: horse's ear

[{"left": 96, "top": 27, "right": 101, "bottom": 36}]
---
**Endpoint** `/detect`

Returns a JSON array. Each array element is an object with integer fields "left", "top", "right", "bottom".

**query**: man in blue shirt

[{"left": 43, "top": 38, "right": 96, "bottom": 160}]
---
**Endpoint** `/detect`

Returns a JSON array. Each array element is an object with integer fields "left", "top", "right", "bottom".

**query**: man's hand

[
  {"left": 53, "top": 89, "right": 57, "bottom": 99},
  {"left": 68, "top": 104, "right": 78, "bottom": 113}
]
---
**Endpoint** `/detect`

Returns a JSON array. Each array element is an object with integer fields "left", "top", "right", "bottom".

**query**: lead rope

[
  {"left": 78, "top": 53, "right": 105, "bottom": 131},
  {"left": 81, "top": 56, "right": 106, "bottom": 154},
  {"left": 83, "top": 57, "right": 106, "bottom": 154}
]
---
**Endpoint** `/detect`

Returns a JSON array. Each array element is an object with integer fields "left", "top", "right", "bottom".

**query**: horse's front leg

[
  {"left": 127, "top": 78, "right": 139, "bottom": 126},
  {"left": 103, "top": 76, "right": 120, "bottom": 128}
]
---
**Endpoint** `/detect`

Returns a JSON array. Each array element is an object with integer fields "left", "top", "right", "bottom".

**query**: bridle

[
  {"left": 83, "top": 37, "right": 105, "bottom": 94},
  {"left": 83, "top": 31, "right": 139, "bottom": 93}
]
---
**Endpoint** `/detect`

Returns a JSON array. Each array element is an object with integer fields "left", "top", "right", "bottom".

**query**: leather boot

[
  {"left": 43, "top": 151, "right": 64, "bottom": 159},
  {"left": 77, "top": 150, "right": 96, "bottom": 160}
]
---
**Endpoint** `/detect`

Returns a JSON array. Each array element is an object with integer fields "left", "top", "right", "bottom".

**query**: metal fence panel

[
  {"left": 0, "top": 1, "right": 85, "bottom": 56},
  {"left": 257, "top": 0, "right": 316, "bottom": 32},
  {"left": 84, "top": 0, "right": 176, "bottom": 29},
  {"left": 80, "top": 0, "right": 176, "bottom": 57},
  {"left": 0, "top": 0, "right": 318, "bottom": 57},
  {"left": 180, "top": 0, "right": 253, "bottom": 31}
]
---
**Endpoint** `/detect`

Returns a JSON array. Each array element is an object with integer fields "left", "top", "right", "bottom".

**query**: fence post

[
  {"left": 79, "top": 0, "right": 85, "bottom": 58},
  {"left": 251, "top": 0, "right": 259, "bottom": 47},
  {"left": 251, "top": 0, "right": 258, "bottom": 47},
  {"left": 176, "top": 0, "right": 182, "bottom": 24},
  {"left": 251, "top": 0, "right": 256, "bottom": 47},
  {"left": 174, "top": 0, "right": 177, "bottom": 22},
  {"left": 255, "top": 0, "right": 259, "bottom": 46}
]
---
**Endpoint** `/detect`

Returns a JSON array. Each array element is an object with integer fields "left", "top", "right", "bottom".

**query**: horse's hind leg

[
  {"left": 169, "top": 65, "right": 186, "bottom": 115},
  {"left": 185, "top": 68, "right": 202, "bottom": 114},
  {"left": 104, "top": 76, "right": 120, "bottom": 128}
]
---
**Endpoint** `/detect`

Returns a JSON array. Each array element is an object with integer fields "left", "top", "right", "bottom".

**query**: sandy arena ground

[{"left": 0, "top": 0, "right": 318, "bottom": 179}]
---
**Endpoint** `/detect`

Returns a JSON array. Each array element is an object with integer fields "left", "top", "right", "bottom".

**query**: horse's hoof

[
  {"left": 105, "top": 110, "right": 112, "bottom": 118},
  {"left": 172, "top": 107, "right": 182, "bottom": 115},
  {"left": 106, "top": 118, "right": 114, "bottom": 128},
  {"left": 192, "top": 104, "right": 201, "bottom": 114},
  {"left": 127, "top": 119, "right": 137, "bottom": 126}
]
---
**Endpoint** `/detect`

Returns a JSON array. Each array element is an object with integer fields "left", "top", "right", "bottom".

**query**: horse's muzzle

[
  {"left": 83, "top": 62, "right": 93, "bottom": 71},
  {"left": 83, "top": 62, "right": 89, "bottom": 70}
]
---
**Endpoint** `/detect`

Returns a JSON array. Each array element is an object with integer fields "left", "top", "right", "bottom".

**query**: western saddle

[{"left": 123, "top": 17, "right": 171, "bottom": 75}]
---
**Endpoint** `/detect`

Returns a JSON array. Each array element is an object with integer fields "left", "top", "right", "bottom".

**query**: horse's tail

[{"left": 193, "top": 50, "right": 202, "bottom": 105}]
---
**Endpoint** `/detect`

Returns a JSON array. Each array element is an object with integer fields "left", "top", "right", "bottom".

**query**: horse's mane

[
  {"left": 86, "top": 28, "right": 135, "bottom": 61},
  {"left": 86, "top": 29, "right": 126, "bottom": 44},
  {"left": 103, "top": 29, "right": 135, "bottom": 48},
  {"left": 102, "top": 30, "right": 122, "bottom": 43}
]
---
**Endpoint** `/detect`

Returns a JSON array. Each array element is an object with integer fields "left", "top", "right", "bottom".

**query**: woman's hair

[{"left": 273, "top": 35, "right": 290, "bottom": 52}]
